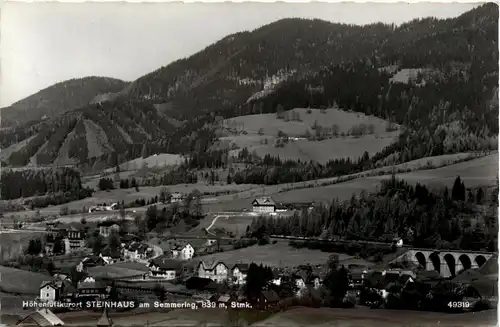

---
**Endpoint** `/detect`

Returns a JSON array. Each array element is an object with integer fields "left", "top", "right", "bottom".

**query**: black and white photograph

[{"left": 0, "top": 2, "right": 498, "bottom": 326}]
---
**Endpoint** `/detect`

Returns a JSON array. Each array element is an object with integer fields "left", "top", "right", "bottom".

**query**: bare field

[
  {"left": 221, "top": 108, "right": 400, "bottom": 163},
  {"left": 0, "top": 231, "right": 45, "bottom": 262},
  {"left": 224, "top": 108, "right": 397, "bottom": 136},
  {"left": 194, "top": 213, "right": 257, "bottom": 236},
  {"left": 87, "top": 264, "right": 147, "bottom": 279},
  {"left": 250, "top": 134, "right": 398, "bottom": 164},
  {"left": 0, "top": 265, "right": 49, "bottom": 295},
  {"left": 205, "top": 153, "right": 499, "bottom": 208},
  {"left": 2, "top": 307, "right": 496, "bottom": 327},
  {"left": 253, "top": 307, "right": 497, "bottom": 327},
  {"left": 4, "top": 183, "right": 259, "bottom": 220},
  {"left": 193, "top": 242, "right": 368, "bottom": 268},
  {"left": 273, "top": 153, "right": 499, "bottom": 204}
]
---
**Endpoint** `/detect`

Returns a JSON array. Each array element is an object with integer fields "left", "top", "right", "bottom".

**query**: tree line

[
  {"left": 231, "top": 151, "right": 370, "bottom": 185},
  {"left": 249, "top": 175, "right": 498, "bottom": 251},
  {"left": 0, "top": 167, "right": 91, "bottom": 200}
]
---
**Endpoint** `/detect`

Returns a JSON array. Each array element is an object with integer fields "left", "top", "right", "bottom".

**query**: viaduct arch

[{"left": 401, "top": 249, "right": 494, "bottom": 278}]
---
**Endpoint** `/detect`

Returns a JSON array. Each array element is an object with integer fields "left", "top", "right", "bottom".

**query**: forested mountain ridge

[
  {"left": 239, "top": 4, "right": 498, "bottom": 168},
  {"left": 122, "top": 19, "right": 394, "bottom": 119},
  {"left": 1, "top": 76, "right": 128, "bottom": 127},
  {"left": 1, "top": 4, "right": 497, "bottom": 169},
  {"left": 123, "top": 4, "right": 498, "bottom": 120},
  {"left": 1, "top": 99, "right": 216, "bottom": 169}
]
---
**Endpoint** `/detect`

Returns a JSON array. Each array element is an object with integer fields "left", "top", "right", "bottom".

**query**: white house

[
  {"left": 271, "top": 269, "right": 283, "bottom": 286},
  {"left": 293, "top": 276, "right": 307, "bottom": 297},
  {"left": 63, "top": 229, "right": 85, "bottom": 254},
  {"left": 39, "top": 280, "right": 75, "bottom": 303},
  {"left": 168, "top": 241, "right": 195, "bottom": 261},
  {"left": 197, "top": 261, "right": 230, "bottom": 283},
  {"left": 310, "top": 276, "right": 321, "bottom": 289},
  {"left": 39, "top": 281, "right": 58, "bottom": 302},
  {"left": 149, "top": 256, "right": 184, "bottom": 280},
  {"left": 231, "top": 264, "right": 249, "bottom": 285},
  {"left": 252, "top": 197, "right": 276, "bottom": 214},
  {"left": 81, "top": 276, "right": 96, "bottom": 283}
]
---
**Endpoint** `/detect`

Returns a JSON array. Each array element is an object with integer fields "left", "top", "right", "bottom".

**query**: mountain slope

[
  {"left": 1, "top": 4, "right": 497, "bottom": 168},
  {"left": 1, "top": 98, "right": 216, "bottom": 170},
  {"left": 1, "top": 76, "right": 128, "bottom": 127},
  {"left": 122, "top": 19, "right": 393, "bottom": 119}
]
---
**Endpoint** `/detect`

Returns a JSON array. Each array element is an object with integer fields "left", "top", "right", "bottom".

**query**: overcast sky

[{"left": 1, "top": 2, "right": 479, "bottom": 107}]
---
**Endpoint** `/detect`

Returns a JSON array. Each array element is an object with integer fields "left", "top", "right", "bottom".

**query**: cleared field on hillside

[
  {"left": 199, "top": 153, "right": 498, "bottom": 211},
  {"left": 252, "top": 134, "right": 398, "bottom": 163},
  {"left": 222, "top": 109, "right": 400, "bottom": 163},
  {"left": 273, "top": 153, "right": 499, "bottom": 203},
  {"left": 0, "top": 231, "right": 44, "bottom": 262},
  {"left": 109, "top": 153, "right": 184, "bottom": 172},
  {"left": 87, "top": 264, "right": 147, "bottom": 279},
  {"left": 202, "top": 153, "right": 497, "bottom": 208},
  {"left": 0, "top": 265, "right": 49, "bottom": 294},
  {"left": 194, "top": 243, "right": 366, "bottom": 268},
  {"left": 193, "top": 212, "right": 257, "bottom": 236},
  {"left": 0, "top": 135, "right": 36, "bottom": 162},
  {"left": 224, "top": 108, "right": 396, "bottom": 136},
  {"left": 389, "top": 68, "right": 433, "bottom": 84}
]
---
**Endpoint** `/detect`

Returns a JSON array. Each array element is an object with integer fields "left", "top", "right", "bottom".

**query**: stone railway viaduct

[{"left": 396, "top": 248, "right": 495, "bottom": 278}]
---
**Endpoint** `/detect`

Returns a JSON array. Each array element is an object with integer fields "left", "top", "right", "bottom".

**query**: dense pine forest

[
  {"left": 0, "top": 168, "right": 93, "bottom": 208},
  {"left": 248, "top": 175, "right": 499, "bottom": 252}
]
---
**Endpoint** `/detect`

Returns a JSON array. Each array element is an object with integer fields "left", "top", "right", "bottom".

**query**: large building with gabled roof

[{"left": 252, "top": 197, "right": 276, "bottom": 213}]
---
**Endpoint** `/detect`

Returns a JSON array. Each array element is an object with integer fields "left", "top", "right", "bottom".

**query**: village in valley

[{"left": 1, "top": 178, "right": 497, "bottom": 326}]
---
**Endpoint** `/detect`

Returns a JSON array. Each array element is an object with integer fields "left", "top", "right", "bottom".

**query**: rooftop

[
  {"left": 150, "top": 256, "right": 184, "bottom": 271},
  {"left": 253, "top": 197, "right": 276, "bottom": 206},
  {"left": 17, "top": 308, "right": 65, "bottom": 327}
]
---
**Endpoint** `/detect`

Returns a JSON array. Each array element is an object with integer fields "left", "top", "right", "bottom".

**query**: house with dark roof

[
  {"left": 81, "top": 255, "right": 107, "bottom": 269},
  {"left": 231, "top": 263, "right": 249, "bottom": 285},
  {"left": 257, "top": 290, "right": 280, "bottom": 309},
  {"left": 165, "top": 240, "right": 195, "bottom": 261},
  {"left": 148, "top": 256, "right": 184, "bottom": 280},
  {"left": 16, "top": 308, "right": 65, "bottom": 326},
  {"left": 76, "top": 281, "right": 108, "bottom": 300},
  {"left": 252, "top": 197, "right": 276, "bottom": 213},
  {"left": 215, "top": 294, "right": 237, "bottom": 306},
  {"left": 123, "top": 242, "right": 152, "bottom": 262},
  {"left": 197, "top": 261, "right": 230, "bottom": 283},
  {"left": 120, "top": 234, "right": 141, "bottom": 245},
  {"left": 98, "top": 221, "right": 121, "bottom": 237}
]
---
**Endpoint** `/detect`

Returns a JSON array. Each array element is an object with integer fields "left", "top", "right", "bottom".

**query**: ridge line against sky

[{"left": 1, "top": 2, "right": 481, "bottom": 107}]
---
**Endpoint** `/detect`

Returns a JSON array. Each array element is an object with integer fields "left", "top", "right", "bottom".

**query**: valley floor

[{"left": 2, "top": 307, "right": 496, "bottom": 327}]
